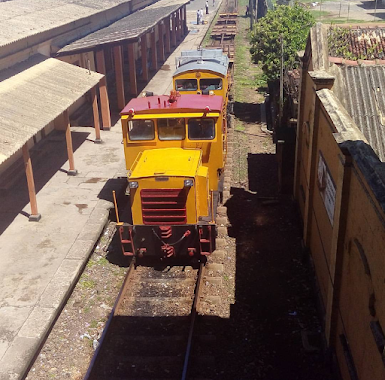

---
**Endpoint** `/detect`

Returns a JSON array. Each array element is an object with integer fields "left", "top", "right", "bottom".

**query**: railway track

[
  {"left": 84, "top": 259, "right": 215, "bottom": 380},
  {"left": 207, "top": 0, "right": 238, "bottom": 62}
]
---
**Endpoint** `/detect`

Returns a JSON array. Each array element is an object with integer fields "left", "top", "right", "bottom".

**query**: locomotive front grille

[{"left": 141, "top": 188, "right": 187, "bottom": 225}]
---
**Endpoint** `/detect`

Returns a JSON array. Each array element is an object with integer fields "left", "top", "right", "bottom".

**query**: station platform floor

[{"left": 0, "top": 0, "right": 222, "bottom": 378}]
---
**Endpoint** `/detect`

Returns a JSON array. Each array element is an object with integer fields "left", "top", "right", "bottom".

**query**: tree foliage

[{"left": 250, "top": 5, "right": 314, "bottom": 80}]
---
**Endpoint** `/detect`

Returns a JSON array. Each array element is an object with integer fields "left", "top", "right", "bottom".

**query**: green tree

[{"left": 250, "top": 4, "right": 314, "bottom": 80}]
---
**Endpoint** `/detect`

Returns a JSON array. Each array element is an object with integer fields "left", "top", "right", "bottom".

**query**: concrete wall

[{"left": 294, "top": 68, "right": 385, "bottom": 380}]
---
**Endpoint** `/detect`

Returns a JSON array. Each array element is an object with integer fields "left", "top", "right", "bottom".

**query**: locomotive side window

[
  {"left": 158, "top": 118, "right": 186, "bottom": 140},
  {"left": 128, "top": 120, "right": 155, "bottom": 141},
  {"left": 175, "top": 79, "right": 198, "bottom": 91},
  {"left": 200, "top": 78, "right": 222, "bottom": 91},
  {"left": 188, "top": 118, "right": 215, "bottom": 140}
]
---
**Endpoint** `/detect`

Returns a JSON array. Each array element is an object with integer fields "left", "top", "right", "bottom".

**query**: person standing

[
  {"left": 200, "top": 8, "right": 204, "bottom": 23},
  {"left": 197, "top": 8, "right": 200, "bottom": 24},
  {"left": 212, "top": 0, "right": 215, "bottom": 6},
  {"left": 205, "top": 1, "right": 209, "bottom": 14}
]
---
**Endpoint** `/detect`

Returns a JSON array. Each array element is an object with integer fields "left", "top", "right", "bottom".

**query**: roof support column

[
  {"left": 176, "top": 9, "right": 181, "bottom": 42},
  {"left": 165, "top": 17, "right": 171, "bottom": 54},
  {"left": 95, "top": 49, "right": 112, "bottom": 130},
  {"left": 113, "top": 45, "right": 126, "bottom": 110},
  {"left": 91, "top": 87, "right": 102, "bottom": 143},
  {"left": 141, "top": 35, "right": 149, "bottom": 81},
  {"left": 128, "top": 42, "right": 138, "bottom": 96},
  {"left": 183, "top": 6, "right": 188, "bottom": 35},
  {"left": 22, "top": 143, "right": 41, "bottom": 222},
  {"left": 64, "top": 110, "right": 78, "bottom": 176},
  {"left": 158, "top": 22, "right": 165, "bottom": 63},
  {"left": 171, "top": 13, "right": 177, "bottom": 47},
  {"left": 150, "top": 28, "right": 158, "bottom": 72}
]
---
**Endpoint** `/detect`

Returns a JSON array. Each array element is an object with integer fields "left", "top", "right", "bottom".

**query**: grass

[
  {"left": 79, "top": 276, "right": 96, "bottom": 289},
  {"left": 235, "top": 119, "right": 245, "bottom": 131},
  {"left": 309, "top": 9, "right": 331, "bottom": 18},
  {"left": 322, "top": 18, "right": 379, "bottom": 24},
  {"left": 234, "top": 0, "right": 267, "bottom": 103}
]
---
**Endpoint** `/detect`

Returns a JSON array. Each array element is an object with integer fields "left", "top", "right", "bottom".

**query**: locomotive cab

[
  {"left": 118, "top": 94, "right": 225, "bottom": 259},
  {"left": 173, "top": 49, "right": 230, "bottom": 110}
]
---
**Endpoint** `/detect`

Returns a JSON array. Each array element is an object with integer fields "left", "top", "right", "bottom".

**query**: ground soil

[{"left": 27, "top": 8, "right": 338, "bottom": 380}]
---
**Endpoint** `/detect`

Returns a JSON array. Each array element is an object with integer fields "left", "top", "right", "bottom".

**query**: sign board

[{"left": 317, "top": 151, "right": 336, "bottom": 225}]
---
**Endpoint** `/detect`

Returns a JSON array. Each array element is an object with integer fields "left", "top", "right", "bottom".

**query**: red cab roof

[{"left": 121, "top": 94, "right": 223, "bottom": 115}]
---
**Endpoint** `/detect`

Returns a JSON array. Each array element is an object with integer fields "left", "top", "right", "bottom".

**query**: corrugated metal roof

[
  {"left": 57, "top": 0, "right": 189, "bottom": 55},
  {"left": 0, "top": 0, "right": 132, "bottom": 52},
  {"left": 340, "top": 65, "right": 385, "bottom": 162},
  {"left": 0, "top": 55, "right": 104, "bottom": 165},
  {"left": 173, "top": 61, "right": 228, "bottom": 77},
  {"left": 174, "top": 48, "right": 229, "bottom": 76}
]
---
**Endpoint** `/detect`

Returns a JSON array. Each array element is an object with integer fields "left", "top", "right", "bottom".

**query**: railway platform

[{"left": 0, "top": 1, "right": 221, "bottom": 379}]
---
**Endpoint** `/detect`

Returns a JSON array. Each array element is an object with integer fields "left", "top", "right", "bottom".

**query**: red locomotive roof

[{"left": 121, "top": 94, "right": 224, "bottom": 115}]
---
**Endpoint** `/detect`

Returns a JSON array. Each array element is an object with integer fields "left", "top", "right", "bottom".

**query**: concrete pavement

[{"left": 0, "top": 1, "right": 221, "bottom": 379}]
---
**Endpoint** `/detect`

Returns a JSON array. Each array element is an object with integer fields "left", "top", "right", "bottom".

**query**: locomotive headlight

[
  {"left": 128, "top": 181, "right": 139, "bottom": 189},
  {"left": 184, "top": 179, "right": 194, "bottom": 187}
]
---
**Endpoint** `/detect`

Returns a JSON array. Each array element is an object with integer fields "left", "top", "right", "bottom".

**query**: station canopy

[
  {"left": 0, "top": 54, "right": 104, "bottom": 165},
  {"left": 57, "top": 0, "right": 189, "bottom": 56}
]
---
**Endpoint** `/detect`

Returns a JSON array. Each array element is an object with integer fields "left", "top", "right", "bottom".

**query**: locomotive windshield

[
  {"left": 158, "top": 118, "right": 185, "bottom": 140},
  {"left": 128, "top": 120, "right": 155, "bottom": 141},
  {"left": 199, "top": 78, "right": 222, "bottom": 91},
  {"left": 188, "top": 118, "right": 215, "bottom": 140},
  {"left": 175, "top": 79, "right": 198, "bottom": 91}
]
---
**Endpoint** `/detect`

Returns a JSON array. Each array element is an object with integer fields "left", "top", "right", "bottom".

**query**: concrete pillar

[
  {"left": 91, "top": 87, "right": 102, "bottom": 143},
  {"left": 141, "top": 35, "right": 149, "bottom": 81},
  {"left": 22, "top": 143, "right": 41, "bottom": 222},
  {"left": 165, "top": 17, "right": 171, "bottom": 54},
  {"left": 128, "top": 42, "right": 138, "bottom": 96},
  {"left": 95, "top": 49, "right": 112, "bottom": 130},
  {"left": 158, "top": 22, "right": 165, "bottom": 62},
  {"left": 150, "top": 28, "right": 158, "bottom": 71},
  {"left": 64, "top": 110, "right": 78, "bottom": 176},
  {"left": 113, "top": 45, "right": 126, "bottom": 110},
  {"left": 171, "top": 13, "right": 177, "bottom": 47}
]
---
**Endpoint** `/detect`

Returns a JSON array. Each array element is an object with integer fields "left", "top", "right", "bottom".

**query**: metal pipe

[{"left": 112, "top": 190, "right": 121, "bottom": 225}]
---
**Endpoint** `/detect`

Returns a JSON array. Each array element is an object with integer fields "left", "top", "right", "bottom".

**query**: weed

[{"left": 79, "top": 276, "right": 96, "bottom": 290}]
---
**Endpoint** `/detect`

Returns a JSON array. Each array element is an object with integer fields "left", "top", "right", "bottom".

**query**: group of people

[{"left": 196, "top": 0, "right": 214, "bottom": 25}]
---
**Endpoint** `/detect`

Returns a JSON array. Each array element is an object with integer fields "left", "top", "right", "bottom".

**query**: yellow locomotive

[{"left": 117, "top": 49, "right": 230, "bottom": 259}]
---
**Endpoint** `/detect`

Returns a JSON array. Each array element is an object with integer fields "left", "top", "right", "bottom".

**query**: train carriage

[
  {"left": 118, "top": 93, "right": 226, "bottom": 259},
  {"left": 173, "top": 49, "right": 231, "bottom": 111}
]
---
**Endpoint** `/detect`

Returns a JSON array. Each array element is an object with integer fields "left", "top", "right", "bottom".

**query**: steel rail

[
  {"left": 181, "top": 262, "right": 205, "bottom": 380},
  {"left": 83, "top": 257, "right": 136, "bottom": 380}
]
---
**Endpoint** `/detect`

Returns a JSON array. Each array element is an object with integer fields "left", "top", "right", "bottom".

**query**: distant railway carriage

[
  {"left": 173, "top": 49, "right": 231, "bottom": 110},
  {"left": 118, "top": 93, "right": 227, "bottom": 259}
]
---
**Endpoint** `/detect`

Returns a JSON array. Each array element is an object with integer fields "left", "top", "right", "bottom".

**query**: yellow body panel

[
  {"left": 130, "top": 148, "right": 201, "bottom": 179},
  {"left": 196, "top": 166, "right": 209, "bottom": 218}
]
